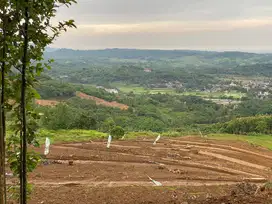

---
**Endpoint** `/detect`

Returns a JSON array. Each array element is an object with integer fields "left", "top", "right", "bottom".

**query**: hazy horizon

[{"left": 47, "top": 46, "right": 272, "bottom": 54}]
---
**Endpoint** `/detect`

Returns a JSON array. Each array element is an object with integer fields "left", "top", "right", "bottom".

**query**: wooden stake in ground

[
  {"left": 153, "top": 135, "right": 161, "bottom": 145},
  {"left": 147, "top": 175, "right": 162, "bottom": 186},
  {"left": 44, "top": 138, "right": 51, "bottom": 156},
  {"left": 199, "top": 130, "right": 203, "bottom": 137},
  {"left": 107, "top": 135, "right": 112, "bottom": 148}
]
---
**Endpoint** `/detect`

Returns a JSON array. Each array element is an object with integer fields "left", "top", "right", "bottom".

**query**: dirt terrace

[
  {"left": 76, "top": 91, "right": 129, "bottom": 110},
  {"left": 26, "top": 136, "right": 272, "bottom": 203},
  {"left": 35, "top": 99, "right": 60, "bottom": 107}
]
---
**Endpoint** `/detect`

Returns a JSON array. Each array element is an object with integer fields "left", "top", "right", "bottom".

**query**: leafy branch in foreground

[{"left": 0, "top": 0, "right": 76, "bottom": 203}]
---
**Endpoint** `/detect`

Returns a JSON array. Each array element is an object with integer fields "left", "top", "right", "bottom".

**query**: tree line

[{"left": 203, "top": 115, "right": 272, "bottom": 135}]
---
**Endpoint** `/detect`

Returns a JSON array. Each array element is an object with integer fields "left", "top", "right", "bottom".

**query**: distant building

[
  {"left": 258, "top": 91, "right": 269, "bottom": 98},
  {"left": 144, "top": 68, "right": 152, "bottom": 73},
  {"left": 96, "top": 86, "right": 119, "bottom": 94},
  {"left": 59, "top": 75, "right": 68, "bottom": 79},
  {"left": 105, "top": 88, "right": 119, "bottom": 94},
  {"left": 230, "top": 82, "right": 237, "bottom": 87}
]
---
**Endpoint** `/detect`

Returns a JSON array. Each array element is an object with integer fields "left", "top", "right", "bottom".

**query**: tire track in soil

[
  {"left": 51, "top": 142, "right": 266, "bottom": 178},
  {"left": 46, "top": 158, "right": 264, "bottom": 178},
  {"left": 93, "top": 141, "right": 270, "bottom": 175},
  {"left": 63, "top": 143, "right": 142, "bottom": 149},
  {"left": 63, "top": 142, "right": 188, "bottom": 152},
  {"left": 168, "top": 139, "right": 272, "bottom": 160},
  {"left": 81, "top": 141, "right": 271, "bottom": 170},
  {"left": 48, "top": 159, "right": 156, "bottom": 166},
  {"left": 162, "top": 144, "right": 269, "bottom": 176},
  {"left": 46, "top": 159, "right": 246, "bottom": 178},
  {"left": 84, "top": 140, "right": 272, "bottom": 165},
  {"left": 170, "top": 143, "right": 240, "bottom": 153},
  {"left": 47, "top": 149, "right": 261, "bottom": 177},
  {"left": 29, "top": 179, "right": 266, "bottom": 188},
  {"left": 170, "top": 143, "right": 272, "bottom": 166},
  {"left": 198, "top": 150, "right": 268, "bottom": 170},
  {"left": 161, "top": 158, "right": 264, "bottom": 178},
  {"left": 50, "top": 145, "right": 151, "bottom": 159}
]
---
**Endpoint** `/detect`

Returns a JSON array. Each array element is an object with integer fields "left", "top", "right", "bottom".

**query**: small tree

[
  {"left": 100, "top": 118, "right": 115, "bottom": 133},
  {"left": 110, "top": 126, "right": 125, "bottom": 140},
  {"left": 1, "top": 0, "right": 77, "bottom": 203}
]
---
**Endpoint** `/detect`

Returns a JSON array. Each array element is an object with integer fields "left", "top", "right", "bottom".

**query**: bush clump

[{"left": 110, "top": 126, "right": 125, "bottom": 139}]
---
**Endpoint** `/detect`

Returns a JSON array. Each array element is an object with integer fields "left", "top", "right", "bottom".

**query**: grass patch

[
  {"left": 115, "top": 84, "right": 148, "bottom": 94},
  {"left": 36, "top": 130, "right": 190, "bottom": 144},
  {"left": 207, "top": 133, "right": 272, "bottom": 150},
  {"left": 37, "top": 129, "right": 107, "bottom": 144},
  {"left": 113, "top": 83, "right": 175, "bottom": 95},
  {"left": 264, "top": 182, "right": 272, "bottom": 189},
  {"left": 9, "top": 127, "right": 272, "bottom": 150},
  {"left": 148, "top": 89, "right": 176, "bottom": 94},
  {"left": 181, "top": 91, "right": 245, "bottom": 99},
  {"left": 125, "top": 131, "right": 194, "bottom": 139},
  {"left": 125, "top": 131, "right": 159, "bottom": 139}
]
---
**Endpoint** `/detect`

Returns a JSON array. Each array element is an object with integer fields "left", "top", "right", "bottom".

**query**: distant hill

[
  {"left": 44, "top": 48, "right": 264, "bottom": 60},
  {"left": 42, "top": 48, "right": 272, "bottom": 90},
  {"left": 44, "top": 47, "right": 59, "bottom": 52}
]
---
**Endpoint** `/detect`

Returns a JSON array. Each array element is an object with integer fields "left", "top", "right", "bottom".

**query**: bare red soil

[
  {"left": 76, "top": 91, "right": 129, "bottom": 110},
  {"left": 35, "top": 99, "right": 59, "bottom": 107},
  {"left": 8, "top": 136, "right": 272, "bottom": 203}
]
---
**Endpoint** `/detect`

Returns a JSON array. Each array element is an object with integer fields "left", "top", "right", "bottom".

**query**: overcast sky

[{"left": 52, "top": 0, "right": 272, "bottom": 51}]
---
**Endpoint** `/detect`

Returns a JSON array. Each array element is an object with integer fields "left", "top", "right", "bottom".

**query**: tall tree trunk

[
  {"left": 20, "top": 0, "right": 29, "bottom": 203},
  {"left": 1, "top": 28, "right": 7, "bottom": 204},
  {"left": 0, "top": 11, "right": 7, "bottom": 204},
  {"left": 0, "top": 97, "right": 5, "bottom": 204}
]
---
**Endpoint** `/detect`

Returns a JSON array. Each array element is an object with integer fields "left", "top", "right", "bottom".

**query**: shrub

[
  {"left": 221, "top": 115, "right": 272, "bottom": 134},
  {"left": 110, "top": 126, "right": 125, "bottom": 139}
]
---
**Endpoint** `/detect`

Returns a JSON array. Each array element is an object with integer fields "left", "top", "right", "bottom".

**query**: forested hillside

[
  {"left": 33, "top": 48, "right": 272, "bottom": 134},
  {"left": 35, "top": 77, "right": 272, "bottom": 133},
  {"left": 43, "top": 49, "right": 272, "bottom": 89}
]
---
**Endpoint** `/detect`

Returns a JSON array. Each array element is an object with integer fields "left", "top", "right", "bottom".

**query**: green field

[
  {"left": 68, "top": 83, "right": 245, "bottom": 100},
  {"left": 181, "top": 91, "right": 245, "bottom": 99},
  {"left": 113, "top": 83, "right": 245, "bottom": 99},
  {"left": 112, "top": 83, "right": 175, "bottom": 94},
  {"left": 113, "top": 84, "right": 149, "bottom": 93}
]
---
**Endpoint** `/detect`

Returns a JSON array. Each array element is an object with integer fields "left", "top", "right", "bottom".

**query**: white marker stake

[
  {"left": 44, "top": 137, "right": 50, "bottom": 155},
  {"left": 153, "top": 135, "right": 161, "bottom": 145},
  {"left": 147, "top": 175, "right": 162, "bottom": 186},
  {"left": 107, "top": 135, "right": 112, "bottom": 148}
]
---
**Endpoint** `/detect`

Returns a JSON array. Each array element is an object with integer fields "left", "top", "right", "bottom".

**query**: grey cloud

[
  {"left": 53, "top": 0, "right": 272, "bottom": 50},
  {"left": 57, "top": 0, "right": 272, "bottom": 24},
  {"left": 54, "top": 25, "right": 272, "bottom": 50}
]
